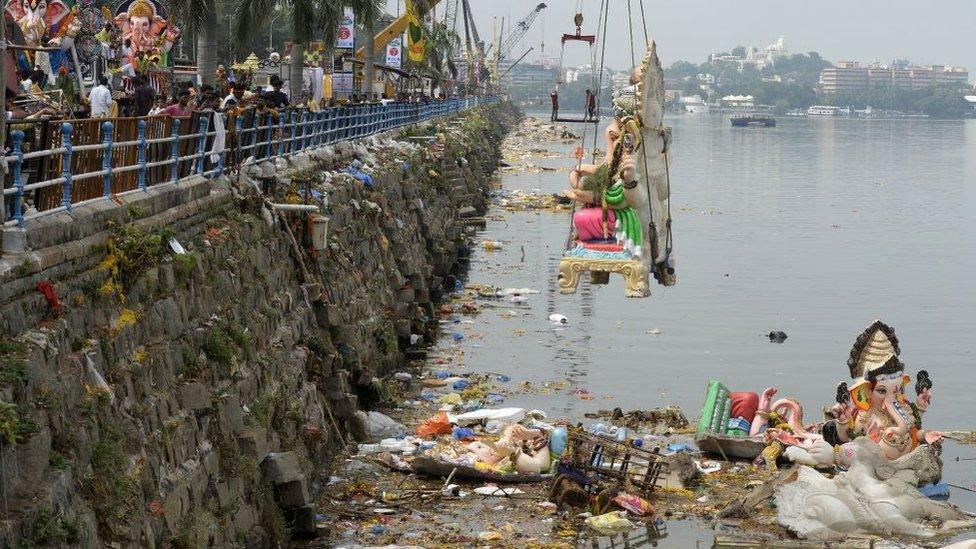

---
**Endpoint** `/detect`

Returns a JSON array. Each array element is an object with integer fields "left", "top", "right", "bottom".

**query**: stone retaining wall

[{"left": 0, "top": 102, "right": 519, "bottom": 547}]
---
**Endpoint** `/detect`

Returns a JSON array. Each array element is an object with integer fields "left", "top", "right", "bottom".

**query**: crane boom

[
  {"left": 355, "top": 0, "right": 443, "bottom": 60},
  {"left": 497, "top": 3, "right": 546, "bottom": 61},
  {"left": 443, "top": 0, "right": 459, "bottom": 34},
  {"left": 461, "top": 0, "right": 483, "bottom": 56}
]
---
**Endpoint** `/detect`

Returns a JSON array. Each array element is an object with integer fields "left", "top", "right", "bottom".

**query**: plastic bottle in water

[{"left": 615, "top": 427, "right": 628, "bottom": 442}]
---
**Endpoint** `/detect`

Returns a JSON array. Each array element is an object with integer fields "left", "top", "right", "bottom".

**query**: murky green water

[{"left": 438, "top": 112, "right": 976, "bottom": 546}]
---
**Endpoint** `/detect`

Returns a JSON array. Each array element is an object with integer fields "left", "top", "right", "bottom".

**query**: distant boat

[
  {"left": 730, "top": 113, "right": 776, "bottom": 127},
  {"left": 807, "top": 105, "right": 842, "bottom": 116}
]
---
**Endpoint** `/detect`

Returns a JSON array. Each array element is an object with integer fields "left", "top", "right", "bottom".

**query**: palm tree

[
  {"left": 235, "top": 0, "right": 344, "bottom": 101},
  {"left": 347, "top": 0, "right": 383, "bottom": 96},
  {"left": 166, "top": 0, "right": 219, "bottom": 86},
  {"left": 420, "top": 22, "right": 459, "bottom": 94}
]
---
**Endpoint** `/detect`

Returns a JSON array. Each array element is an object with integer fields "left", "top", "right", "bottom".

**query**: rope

[
  {"left": 627, "top": 0, "right": 636, "bottom": 68},
  {"left": 639, "top": 0, "right": 649, "bottom": 45},
  {"left": 564, "top": 0, "right": 607, "bottom": 251},
  {"left": 590, "top": 0, "right": 609, "bottom": 162}
]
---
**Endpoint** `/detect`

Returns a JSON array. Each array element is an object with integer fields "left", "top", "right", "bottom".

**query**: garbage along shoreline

[{"left": 310, "top": 119, "right": 976, "bottom": 549}]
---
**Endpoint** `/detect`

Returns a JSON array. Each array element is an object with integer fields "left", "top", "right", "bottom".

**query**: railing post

[
  {"left": 315, "top": 111, "right": 324, "bottom": 147},
  {"left": 264, "top": 112, "right": 274, "bottom": 159},
  {"left": 251, "top": 110, "right": 260, "bottom": 159},
  {"left": 327, "top": 108, "right": 336, "bottom": 144},
  {"left": 216, "top": 114, "right": 226, "bottom": 178},
  {"left": 170, "top": 118, "right": 182, "bottom": 184},
  {"left": 101, "top": 121, "right": 114, "bottom": 197},
  {"left": 290, "top": 110, "right": 298, "bottom": 153},
  {"left": 60, "top": 123, "right": 74, "bottom": 210},
  {"left": 235, "top": 114, "right": 244, "bottom": 170},
  {"left": 300, "top": 110, "right": 309, "bottom": 150},
  {"left": 277, "top": 111, "right": 286, "bottom": 157},
  {"left": 10, "top": 130, "right": 25, "bottom": 227},
  {"left": 196, "top": 114, "right": 209, "bottom": 175},
  {"left": 137, "top": 119, "right": 148, "bottom": 191}
]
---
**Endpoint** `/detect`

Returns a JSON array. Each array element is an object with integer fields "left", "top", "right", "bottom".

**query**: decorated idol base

[{"left": 557, "top": 253, "right": 649, "bottom": 298}]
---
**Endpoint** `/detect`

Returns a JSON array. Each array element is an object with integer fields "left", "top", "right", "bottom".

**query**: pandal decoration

[{"left": 558, "top": 40, "right": 675, "bottom": 298}]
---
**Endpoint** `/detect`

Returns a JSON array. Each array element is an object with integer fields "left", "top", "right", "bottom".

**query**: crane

[
  {"left": 459, "top": 0, "right": 489, "bottom": 89},
  {"left": 490, "top": 3, "right": 546, "bottom": 87},
  {"left": 443, "top": 0, "right": 459, "bottom": 35},
  {"left": 497, "top": 3, "right": 546, "bottom": 62}
]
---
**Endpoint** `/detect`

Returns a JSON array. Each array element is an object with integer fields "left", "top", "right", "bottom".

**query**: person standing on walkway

[
  {"left": 587, "top": 89, "right": 597, "bottom": 120},
  {"left": 88, "top": 76, "right": 113, "bottom": 118},
  {"left": 550, "top": 90, "right": 559, "bottom": 121},
  {"left": 133, "top": 75, "right": 154, "bottom": 117}
]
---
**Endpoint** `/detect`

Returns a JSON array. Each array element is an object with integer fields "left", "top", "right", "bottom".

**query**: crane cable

[{"left": 564, "top": 0, "right": 608, "bottom": 251}]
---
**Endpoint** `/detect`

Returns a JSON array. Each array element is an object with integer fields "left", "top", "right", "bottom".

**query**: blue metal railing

[{"left": 2, "top": 96, "right": 498, "bottom": 228}]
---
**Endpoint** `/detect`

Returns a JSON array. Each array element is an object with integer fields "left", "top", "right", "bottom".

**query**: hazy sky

[{"left": 383, "top": 0, "right": 974, "bottom": 79}]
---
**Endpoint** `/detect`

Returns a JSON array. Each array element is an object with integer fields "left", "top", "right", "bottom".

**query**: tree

[
  {"left": 664, "top": 60, "right": 698, "bottom": 80},
  {"left": 166, "top": 0, "right": 218, "bottom": 86},
  {"left": 414, "top": 22, "right": 459, "bottom": 94},
  {"left": 235, "top": 0, "right": 344, "bottom": 101},
  {"left": 731, "top": 45, "right": 746, "bottom": 57},
  {"left": 348, "top": 0, "right": 384, "bottom": 95}
]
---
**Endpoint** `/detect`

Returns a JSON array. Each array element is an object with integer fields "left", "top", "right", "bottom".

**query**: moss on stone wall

[{"left": 0, "top": 101, "right": 520, "bottom": 547}]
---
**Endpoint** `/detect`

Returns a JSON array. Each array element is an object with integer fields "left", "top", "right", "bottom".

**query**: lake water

[{"left": 443, "top": 112, "right": 976, "bottom": 545}]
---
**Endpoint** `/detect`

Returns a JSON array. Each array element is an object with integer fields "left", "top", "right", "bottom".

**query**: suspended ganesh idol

[{"left": 558, "top": 40, "right": 675, "bottom": 298}]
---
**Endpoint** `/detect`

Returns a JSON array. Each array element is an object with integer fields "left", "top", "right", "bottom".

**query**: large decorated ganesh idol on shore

[
  {"left": 771, "top": 323, "right": 973, "bottom": 540},
  {"left": 112, "top": 0, "right": 178, "bottom": 66},
  {"left": 743, "top": 320, "right": 941, "bottom": 471},
  {"left": 3, "top": 0, "right": 82, "bottom": 75},
  {"left": 821, "top": 320, "right": 940, "bottom": 462},
  {"left": 557, "top": 40, "right": 675, "bottom": 298}
]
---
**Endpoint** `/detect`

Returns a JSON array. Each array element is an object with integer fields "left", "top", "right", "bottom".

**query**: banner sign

[
  {"left": 333, "top": 72, "right": 354, "bottom": 93},
  {"left": 386, "top": 36, "right": 403, "bottom": 68},
  {"left": 336, "top": 7, "right": 355, "bottom": 49}
]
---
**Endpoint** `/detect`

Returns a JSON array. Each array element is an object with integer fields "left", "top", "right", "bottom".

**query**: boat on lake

[{"left": 730, "top": 113, "right": 776, "bottom": 127}]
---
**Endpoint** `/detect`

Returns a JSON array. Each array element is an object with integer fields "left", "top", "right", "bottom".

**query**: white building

[
  {"left": 680, "top": 94, "right": 710, "bottom": 114},
  {"left": 709, "top": 36, "right": 791, "bottom": 73},
  {"left": 720, "top": 95, "right": 755, "bottom": 109},
  {"left": 612, "top": 72, "right": 631, "bottom": 93}
]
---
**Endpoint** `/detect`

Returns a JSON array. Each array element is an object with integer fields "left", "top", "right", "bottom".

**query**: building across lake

[{"left": 819, "top": 60, "right": 969, "bottom": 93}]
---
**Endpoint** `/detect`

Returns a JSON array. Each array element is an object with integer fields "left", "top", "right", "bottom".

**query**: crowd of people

[{"left": 7, "top": 65, "right": 455, "bottom": 125}]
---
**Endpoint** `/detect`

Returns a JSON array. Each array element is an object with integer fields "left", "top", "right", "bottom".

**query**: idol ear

[
  {"left": 850, "top": 380, "right": 871, "bottom": 411},
  {"left": 901, "top": 374, "right": 910, "bottom": 387},
  {"left": 45, "top": 0, "right": 71, "bottom": 27},
  {"left": 4, "top": 0, "right": 28, "bottom": 22},
  {"left": 149, "top": 16, "right": 166, "bottom": 36}
]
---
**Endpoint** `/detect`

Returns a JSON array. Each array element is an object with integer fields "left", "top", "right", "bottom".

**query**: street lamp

[
  {"left": 268, "top": 10, "right": 280, "bottom": 55},
  {"left": 224, "top": 14, "right": 235, "bottom": 63}
]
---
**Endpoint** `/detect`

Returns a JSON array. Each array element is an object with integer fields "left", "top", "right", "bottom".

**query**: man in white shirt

[
  {"left": 88, "top": 76, "right": 113, "bottom": 118},
  {"left": 220, "top": 83, "right": 245, "bottom": 110}
]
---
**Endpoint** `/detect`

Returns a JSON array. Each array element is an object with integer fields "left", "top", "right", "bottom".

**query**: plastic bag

[
  {"left": 585, "top": 511, "right": 635, "bottom": 534},
  {"left": 613, "top": 493, "right": 654, "bottom": 517},
  {"left": 416, "top": 411, "right": 453, "bottom": 437}
]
